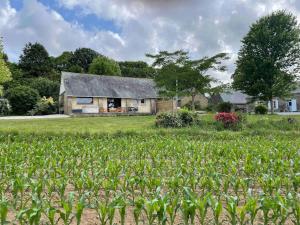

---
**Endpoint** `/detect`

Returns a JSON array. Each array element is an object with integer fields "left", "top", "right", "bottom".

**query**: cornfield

[{"left": 0, "top": 132, "right": 299, "bottom": 224}]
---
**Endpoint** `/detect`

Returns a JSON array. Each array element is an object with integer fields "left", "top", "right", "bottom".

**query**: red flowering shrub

[{"left": 214, "top": 112, "right": 240, "bottom": 129}]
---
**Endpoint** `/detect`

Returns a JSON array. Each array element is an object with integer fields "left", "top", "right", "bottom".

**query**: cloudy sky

[{"left": 1, "top": 0, "right": 300, "bottom": 81}]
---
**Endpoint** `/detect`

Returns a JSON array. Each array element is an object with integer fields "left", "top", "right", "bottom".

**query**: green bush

[
  {"left": 0, "top": 99, "right": 10, "bottom": 116},
  {"left": 255, "top": 105, "right": 268, "bottom": 114},
  {"left": 29, "top": 97, "right": 57, "bottom": 115},
  {"left": 217, "top": 102, "right": 232, "bottom": 112},
  {"left": 156, "top": 109, "right": 199, "bottom": 128},
  {"left": 5, "top": 85, "right": 40, "bottom": 115},
  {"left": 156, "top": 112, "right": 183, "bottom": 128},
  {"left": 236, "top": 112, "right": 247, "bottom": 124},
  {"left": 178, "top": 108, "right": 198, "bottom": 126}
]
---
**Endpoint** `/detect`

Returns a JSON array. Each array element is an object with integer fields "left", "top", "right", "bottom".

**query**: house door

[{"left": 288, "top": 99, "right": 297, "bottom": 112}]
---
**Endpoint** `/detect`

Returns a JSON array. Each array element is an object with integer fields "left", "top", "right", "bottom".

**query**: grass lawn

[
  {"left": 0, "top": 115, "right": 155, "bottom": 134},
  {"left": 0, "top": 114, "right": 299, "bottom": 134}
]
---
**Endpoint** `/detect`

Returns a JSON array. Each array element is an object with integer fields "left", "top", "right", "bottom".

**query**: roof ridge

[{"left": 61, "top": 71, "right": 154, "bottom": 81}]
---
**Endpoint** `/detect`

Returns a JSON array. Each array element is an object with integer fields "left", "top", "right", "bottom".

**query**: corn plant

[
  {"left": 195, "top": 193, "right": 210, "bottom": 225},
  {"left": 259, "top": 196, "right": 274, "bottom": 225},
  {"left": 225, "top": 196, "right": 239, "bottom": 225},
  {"left": 114, "top": 196, "right": 127, "bottom": 225},
  {"left": 0, "top": 197, "right": 9, "bottom": 225},
  {"left": 181, "top": 187, "right": 197, "bottom": 225},
  {"left": 58, "top": 192, "right": 75, "bottom": 225},
  {"left": 245, "top": 197, "right": 259, "bottom": 225},
  {"left": 133, "top": 197, "right": 144, "bottom": 225},
  {"left": 94, "top": 198, "right": 117, "bottom": 225},
  {"left": 209, "top": 195, "right": 222, "bottom": 225},
  {"left": 166, "top": 195, "right": 180, "bottom": 225}
]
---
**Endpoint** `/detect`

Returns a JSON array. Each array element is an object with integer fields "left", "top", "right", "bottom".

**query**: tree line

[
  {"left": 0, "top": 42, "right": 156, "bottom": 115},
  {"left": 0, "top": 10, "right": 299, "bottom": 115}
]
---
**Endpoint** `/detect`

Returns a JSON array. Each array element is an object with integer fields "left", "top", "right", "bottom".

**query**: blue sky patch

[{"left": 10, "top": 0, "right": 121, "bottom": 33}]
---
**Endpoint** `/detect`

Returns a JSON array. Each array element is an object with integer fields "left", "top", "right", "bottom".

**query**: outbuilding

[{"left": 59, "top": 72, "right": 158, "bottom": 115}]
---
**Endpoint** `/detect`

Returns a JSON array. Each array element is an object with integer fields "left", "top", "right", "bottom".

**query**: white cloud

[
  {"left": 0, "top": 0, "right": 125, "bottom": 62},
  {"left": 0, "top": 0, "right": 16, "bottom": 28},
  {"left": 1, "top": 0, "right": 300, "bottom": 82}
]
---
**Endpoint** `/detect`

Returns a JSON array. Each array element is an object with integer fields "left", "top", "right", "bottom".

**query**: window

[
  {"left": 140, "top": 99, "right": 145, "bottom": 104},
  {"left": 77, "top": 97, "right": 93, "bottom": 105}
]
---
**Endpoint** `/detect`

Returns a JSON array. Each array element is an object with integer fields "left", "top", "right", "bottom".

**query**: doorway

[{"left": 107, "top": 98, "right": 121, "bottom": 112}]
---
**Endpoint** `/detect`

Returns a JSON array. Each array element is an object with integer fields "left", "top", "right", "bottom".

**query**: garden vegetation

[{"left": 0, "top": 115, "right": 299, "bottom": 224}]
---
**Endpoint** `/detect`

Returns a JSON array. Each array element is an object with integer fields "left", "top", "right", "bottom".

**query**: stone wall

[
  {"left": 63, "top": 96, "right": 154, "bottom": 114},
  {"left": 156, "top": 100, "right": 176, "bottom": 113}
]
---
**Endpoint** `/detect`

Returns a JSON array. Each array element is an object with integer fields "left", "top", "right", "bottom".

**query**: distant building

[
  {"left": 156, "top": 95, "right": 208, "bottom": 113},
  {"left": 210, "top": 83, "right": 300, "bottom": 112},
  {"left": 210, "top": 90, "right": 251, "bottom": 112},
  {"left": 268, "top": 83, "right": 300, "bottom": 112}
]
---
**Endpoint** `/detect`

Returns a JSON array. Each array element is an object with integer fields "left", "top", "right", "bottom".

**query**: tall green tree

[
  {"left": 147, "top": 50, "right": 228, "bottom": 111},
  {"left": 147, "top": 50, "right": 189, "bottom": 106},
  {"left": 119, "top": 61, "right": 156, "bottom": 78},
  {"left": 52, "top": 51, "right": 73, "bottom": 72},
  {"left": 19, "top": 42, "right": 53, "bottom": 77},
  {"left": 232, "top": 10, "right": 300, "bottom": 113},
  {"left": 0, "top": 38, "right": 12, "bottom": 95},
  {"left": 70, "top": 48, "right": 100, "bottom": 73},
  {"left": 88, "top": 56, "right": 121, "bottom": 76}
]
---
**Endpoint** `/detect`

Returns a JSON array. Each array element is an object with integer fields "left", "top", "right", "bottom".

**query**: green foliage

[
  {"left": 255, "top": 105, "right": 268, "bottom": 115},
  {"left": 5, "top": 85, "right": 39, "bottom": 115},
  {"left": 119, "top": 61, "right": 156, "bottom": 78},
  {"left": 232, "top": 10, "right": 300, "bottom": 113},
  {"left": 7, "top": 62, "right": 22, "bottom": 80},
  {"left": 0, "top": 130, "right": 297, "bottom": 224},
  {"left": 155, "top": 112, "right": 183, "bottom": 128},
  {"left": 147, "top": 50, "right": 228, "bottom": 110},
  {"left": 0, "top": 38, "right": 12, "bottom": 95},
  {"left": 0, "top": 99, "right": 10, "bottom": 116},
  {"left": 178, "top": 108, "right": 197, "bottom": 126},
  {"left": 88, "top": 56, "right": 121, "bottom": 76},
  {"left": 70, "top": 48, "right": 100, "bottom": 73},
  {"left": 155, "top": 109, "right": 199, "bottom": 128},
  {"left": 217, "top": 102, "right": 232, "bottom": 112},
  {"left": 52, "top": 51, "right": 73, "bottom": 72},
  {"left": 68, "top": 65, "right": 84, "bottom": 73},
  {"left": 27, "top": 77, "right": 60, "bottom": 100},
  {"left": 29, "top": 97, "right": 57, "bottom": 116},
  {"left": 19, "top": 42, "right": 53, "bottom": 77}
]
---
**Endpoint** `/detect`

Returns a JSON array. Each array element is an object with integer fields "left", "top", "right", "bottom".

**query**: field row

[{"left": 0, "top": 133, "right": 299, "bottom": 224}]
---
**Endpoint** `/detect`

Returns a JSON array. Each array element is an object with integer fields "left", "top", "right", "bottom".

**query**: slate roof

[
  {"left": 220, "top": 91, "right": 249, "bottom": 104},
  {"left": 60, "top": 72, "right": 157, "bottom": 99}
]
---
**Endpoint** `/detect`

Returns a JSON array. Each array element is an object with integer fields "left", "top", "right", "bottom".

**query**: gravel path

[
  {"left": 0, "top": 114, "right": 70, "bottom": 120},
  {"left": 277, "top": 112, "right": 300, "bottom": 115}
]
